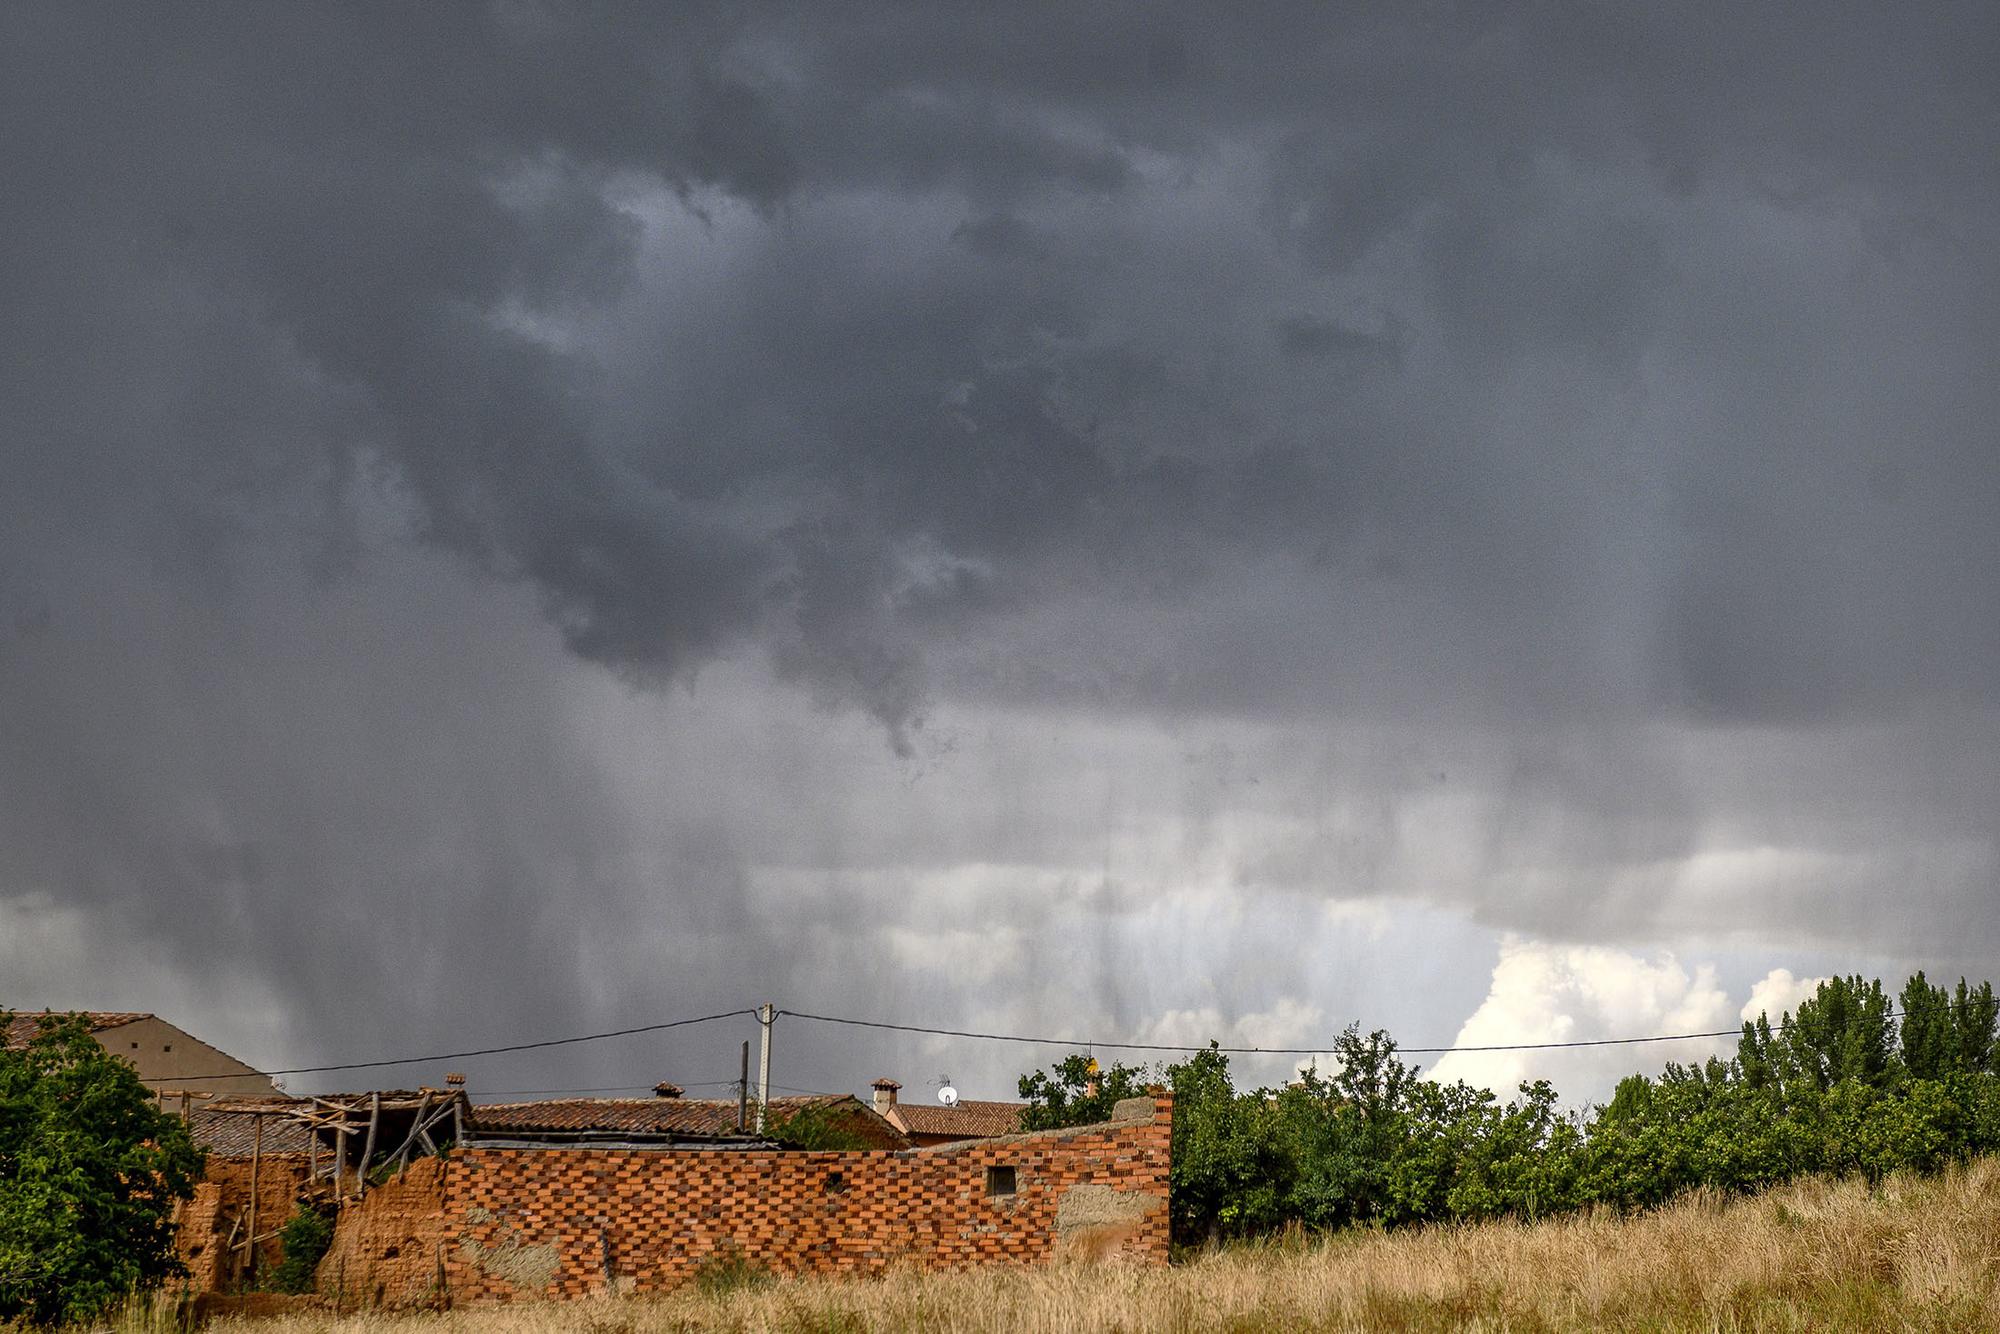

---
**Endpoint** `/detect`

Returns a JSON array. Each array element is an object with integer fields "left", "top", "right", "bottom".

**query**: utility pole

[
  {"left": 756, "top": 1004, "right": 774, "bottom": 1133},
  {"left": 736, "top": 1040, "right": 750, "bottom": 1133}
]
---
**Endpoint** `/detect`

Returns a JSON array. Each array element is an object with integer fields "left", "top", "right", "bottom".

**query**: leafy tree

[
  {"left": 1161, "top": 1045, "right": 1282, "bottom": 1244},
  {"left": 1270, "top": 1028, "right": 1418, "bottom": 1229},
  {"left": 0, "top": 1011, "right": 203, "bottom": 1325},
  {"left": 1783, "top": 974, "right": 1897, "bottom": 1093},
  {"left": 1017, "top": 1053, "right": 1151, "bottom": 1131},
  {"left": 1902, "top": 974, "right": 1998, "bottom": 1080},
  {"left": 1951, "top": 979, "right": 1998, "bottom": 1074},
  {"left": 1016, "top": 972, "right": 2000, "bottom": 1247}
]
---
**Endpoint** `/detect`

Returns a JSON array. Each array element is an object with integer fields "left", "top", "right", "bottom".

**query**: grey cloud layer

[{"left": 1, "top": 4, "right": 1996, "bottom": 1083}]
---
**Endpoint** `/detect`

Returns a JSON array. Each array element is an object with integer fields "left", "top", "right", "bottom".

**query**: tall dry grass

[{"left": 201, "top": 1158, "right": 2000, "bottom": 1333}]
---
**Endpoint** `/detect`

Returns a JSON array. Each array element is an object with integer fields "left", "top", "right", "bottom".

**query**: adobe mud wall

[
  {"left": 176, "top": 1154, "right": 312, "bottom": 1291},
  {"left": 320, "top": 1092, "right": 1171, "bottom": 1305}
]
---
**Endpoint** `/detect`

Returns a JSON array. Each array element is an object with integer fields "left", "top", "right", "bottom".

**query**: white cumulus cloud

[
  {"left": 1740, "top": 967, "right": 1829, "bottom": 1024},
  {"left": 1427, "top": 937, "right": 1734, "bottom": 1101}
]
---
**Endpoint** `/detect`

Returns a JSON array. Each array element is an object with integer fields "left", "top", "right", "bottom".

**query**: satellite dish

[{"left": 938, "top": 1084, "right": 959, "bottom": 1107}]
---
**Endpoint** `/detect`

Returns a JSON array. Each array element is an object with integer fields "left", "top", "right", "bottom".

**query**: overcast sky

[{"left": 2, "top": 4, "right": 1996, "bottom": 1105}]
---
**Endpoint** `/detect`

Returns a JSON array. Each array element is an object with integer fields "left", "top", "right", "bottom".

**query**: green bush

[
  {"left": 765, "top": 1103, "right": 871, "bottom": 1151},
  {"left": 267, "top": 1203, "right": 335, "bottom": 1294}
]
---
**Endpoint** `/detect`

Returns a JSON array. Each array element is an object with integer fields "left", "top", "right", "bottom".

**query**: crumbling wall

[
  {"left": 176, "top": 1154, "right": 311, "bottom": 1291},
  {"left": 325, "top": 1092, "right": 1171, "bottom": 1305},
  {"left": 314, "top": 1156, "right": 454, "bottom": 1306}
]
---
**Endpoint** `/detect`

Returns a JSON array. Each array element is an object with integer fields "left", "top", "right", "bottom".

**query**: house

[
  {"left": 869, "top": 1077, "right": 1025, "bottom": 1146},
  {"left": 467, "top": 1086, "right": 911, "bottom": 1150},
  {"left": 2, "top": 1010, "right": 280, "bottom": 1098}
]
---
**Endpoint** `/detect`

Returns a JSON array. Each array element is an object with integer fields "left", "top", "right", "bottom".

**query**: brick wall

[
  {"left": 176, "top": 1154, "right": 312, "bottom": 1291},
  {"left": 319, "top": 1092, "right": 1171, "bottom": 1305}
]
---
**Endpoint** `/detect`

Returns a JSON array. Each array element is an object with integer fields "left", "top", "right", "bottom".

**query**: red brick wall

[
  {"left": 321, "top": 1093, "right": 1171, "bottom": 1305},
  {"left": 176, "top": 1155, "right": 312, "bottom": 1291}
]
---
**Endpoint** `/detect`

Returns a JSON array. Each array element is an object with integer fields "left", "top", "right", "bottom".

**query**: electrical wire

[
  {"left": 777, "top": 1007, "right": 1901, "bottom": 1058},
  {"left": 135, "top": 999, "right": 1913, "bottom": 1091},
  {"left": 160, "top": 1007, "right": 755, "bottom": 1082}
]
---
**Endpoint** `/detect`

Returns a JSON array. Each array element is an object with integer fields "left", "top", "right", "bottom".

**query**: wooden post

[
  {"left": 395, "top": 1092, "right": 431, "bottom": 1175},
  {"left": 246, "top": 1116, "right": 263, "bottom": 1284},
  {"left": 359, "top": 1093, "right": 380, "bottom": 1197},
  {"left": 737, "top": 1040, "right": 750, "bottom": 1133},
  {"left": 335, "top": 1125, "right": 350, "bottom": 1199}
]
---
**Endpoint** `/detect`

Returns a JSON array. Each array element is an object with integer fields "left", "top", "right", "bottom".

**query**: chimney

[
  {"left": 870, "top": 1077, "right": 901, "bottom": 1113},
  {"left": 653, "top": 1082, "right": 684, "bottom": 1099}
]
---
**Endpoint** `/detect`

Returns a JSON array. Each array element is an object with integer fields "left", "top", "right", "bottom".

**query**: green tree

[
  {"left": 1742, "top": 975, "right": 1898, "bottom": 1099},
  {"left": 1017, "top": 971, "right": 2000, "bottom": 1246},
  {"left": 0, "top": 1011, "right": 203, "bottom": 1325},
  {"left": 1017, "top": 1053, "right": 1151, "bottom": 1131},
  {"left": 1897, "top": 974, "right": 1999, "bottom": 1081},
  {"left": 1900, "top": 972, "right": 1957, "bottom": 1082},
  {"left": 1161, "top": 1045, "right": 1283, "bottom": 1244},
  {"left": 1953, "top": 979, "right": 1998, "bottom": 1074},
  {"left": 1787, "top": 975, "right": 1897, "bottom": 1092}
]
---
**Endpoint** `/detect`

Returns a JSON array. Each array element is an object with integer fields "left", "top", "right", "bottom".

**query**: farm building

[
  {"left": 2, "top": 1009, "right": 279, "bottom": 1098},
  {"left": 171, "top": 1080, "right": 1170, "bottom": 1301}
]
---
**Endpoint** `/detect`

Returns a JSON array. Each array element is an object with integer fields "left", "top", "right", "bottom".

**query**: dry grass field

[{"left": 163, "top": 1158, "right": 2000, "bottom": 1333}]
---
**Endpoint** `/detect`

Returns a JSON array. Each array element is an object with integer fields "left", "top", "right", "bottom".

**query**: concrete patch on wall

[
  {"left": 1054, "top": 1183, "right": 1156, "bottom": 1261},
  {"left": 459, "top": 1223, "right": 562, "bottom": 1294}
]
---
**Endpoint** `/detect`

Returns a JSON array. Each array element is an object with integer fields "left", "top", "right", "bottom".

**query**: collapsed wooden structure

[
  {"left": 207, "top": 1089, "right": 465, "bottom": 1196},
  {"left": 190, "top": 1087, "right": 465, "bottom": 1285}
]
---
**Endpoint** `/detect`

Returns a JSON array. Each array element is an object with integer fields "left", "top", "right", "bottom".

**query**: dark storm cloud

[
  {"left": 2, "top": 3, "right": 1998, "bottom": 1079},
  {"left": 9, "top": 3, "right": 1996, "bottom": 730}
]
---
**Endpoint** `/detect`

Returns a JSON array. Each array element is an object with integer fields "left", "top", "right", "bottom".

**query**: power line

[
  {"left": 164, "top": 1007, "right": 755, "bottom": 1083},
  {"left": 777, "top": 1008, "right": 1894, "bottom": 1058},
  {"left": 141, "top": 999, "right": 1915, "bottom": 1092},
  {"left": 469, "top": 1079, "right": 744, "bottom": 1099}
]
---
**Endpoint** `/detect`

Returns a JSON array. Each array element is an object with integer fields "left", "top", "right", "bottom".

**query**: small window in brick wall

[
  {"left": 823, "top": 1171, "right": 848, "bottom": 1195},
  {"left": 985, "top": 1165, "right": 1017, "bottom": 1198}
]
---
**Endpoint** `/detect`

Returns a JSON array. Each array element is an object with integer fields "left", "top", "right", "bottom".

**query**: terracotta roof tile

[
  {"left": 888, "top": 1099, "right": 1025, "bottom": 1139},
  {"left": 3, "top": 1011, "right": 152, "bottom": 1048},
  {"left": 188, "top": 1106, "right": 314, "bottom": 1157},
  {"left": 467, "top": 1094, "right": 909, "bottom": 1147}
]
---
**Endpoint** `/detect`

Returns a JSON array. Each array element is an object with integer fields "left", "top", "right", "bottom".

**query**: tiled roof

[
  {"left": 469, "top": 1094, "right": 832, "bottom": 1138},
  {"left": 4, "top": 1010, "right": 151, "bottom": 1048},
  {"left": 188, "top": 1105, "right": 314, "bottom": 1157},
  {"left": 888, "top": 1099, "right": 1025, "bottom": 1139},
  {"left": 467, "top": 1094, "right": 911, "bottom": 1148}
]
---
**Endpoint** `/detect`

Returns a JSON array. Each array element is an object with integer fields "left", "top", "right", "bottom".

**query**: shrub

[
  {"left": 267, "top": 1203, "right": 335, "bottom": 1294},
  {"left": 766, "top": 1103, "right": 871, "bottom": 1151}
]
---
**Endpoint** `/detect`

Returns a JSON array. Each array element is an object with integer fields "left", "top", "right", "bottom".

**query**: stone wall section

[{"left": 319, "top": 1092, "right": 1171, "bottom": 1305}]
